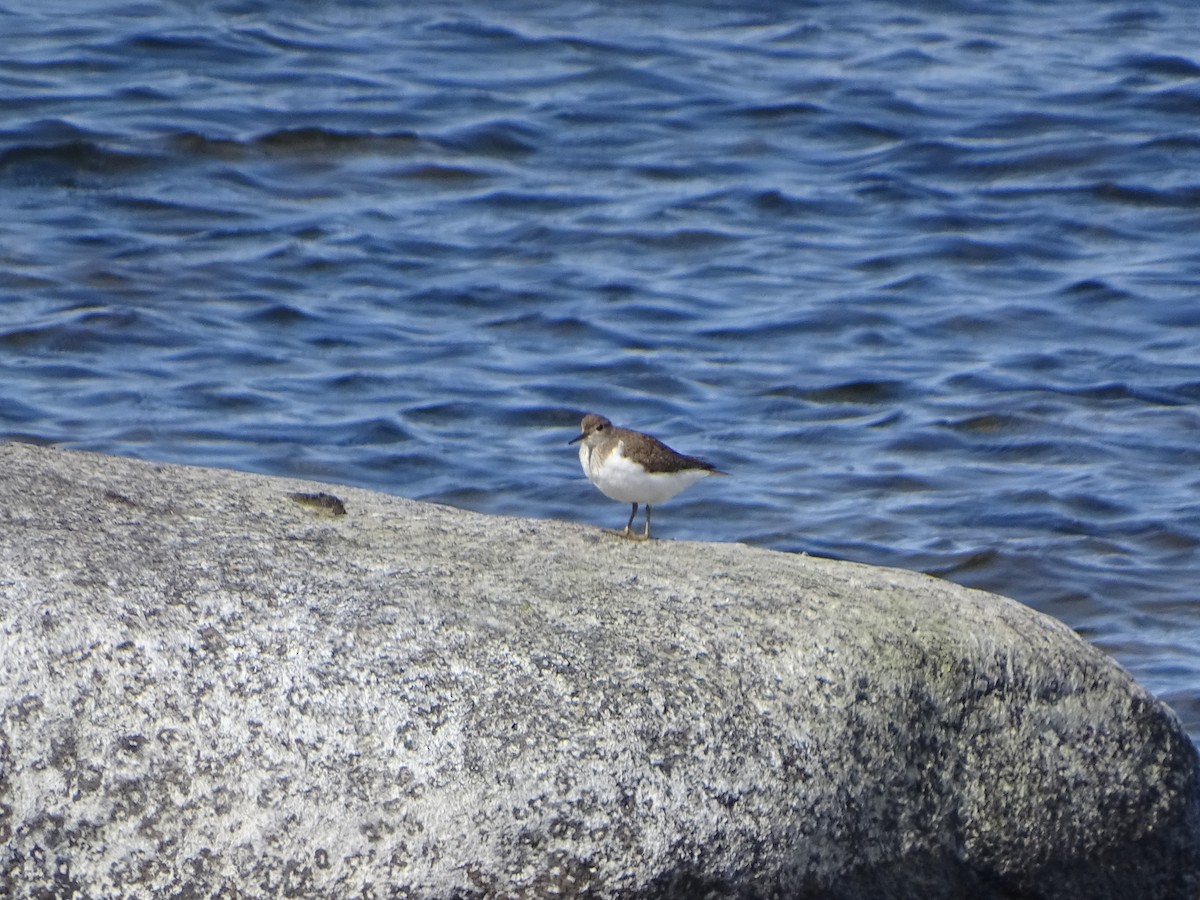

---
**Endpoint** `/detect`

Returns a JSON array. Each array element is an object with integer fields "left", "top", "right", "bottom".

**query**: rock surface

[{"left": 0, "top": 441, "right": 1197, "bottom": 899}]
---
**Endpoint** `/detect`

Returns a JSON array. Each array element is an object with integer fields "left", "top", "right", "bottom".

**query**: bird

[{"left": 569, "top": 413, "right": 725, "bottom": 540}]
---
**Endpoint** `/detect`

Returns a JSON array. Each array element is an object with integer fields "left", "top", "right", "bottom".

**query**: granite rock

[{"left": 0, "top": 442, "right": 1197, "bottom": 898}]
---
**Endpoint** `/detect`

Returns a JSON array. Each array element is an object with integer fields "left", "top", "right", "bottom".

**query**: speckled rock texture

[{"left": 0, "top": 442, "right": 1197, "bottom": 899}]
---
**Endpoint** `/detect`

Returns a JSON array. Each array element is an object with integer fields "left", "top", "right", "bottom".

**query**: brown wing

[{"left": 616, "top": 428, "right": 724, "bottom": 474}]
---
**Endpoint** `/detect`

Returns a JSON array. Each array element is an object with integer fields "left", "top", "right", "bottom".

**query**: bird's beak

[{"left": 568, "top": 431, "right": 586, "bottom": 445}]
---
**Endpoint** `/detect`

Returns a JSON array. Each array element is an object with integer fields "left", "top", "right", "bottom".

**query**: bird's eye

[{"left": 597, "top": 424, "right": 606, "bottom": 430}]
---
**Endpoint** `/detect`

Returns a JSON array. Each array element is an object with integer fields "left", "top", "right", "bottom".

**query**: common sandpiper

[{"left": 569, "top": 413, "right": 725, "bottom": 540}]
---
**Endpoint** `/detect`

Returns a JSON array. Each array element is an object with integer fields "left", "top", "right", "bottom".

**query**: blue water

[{"left": 1, "top": 1, "right": 1198, "bottom": 742}]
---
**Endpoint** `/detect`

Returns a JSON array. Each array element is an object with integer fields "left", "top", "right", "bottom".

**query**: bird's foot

[{"left": 605, "top": 527, "right": 650, "bottom": 541}]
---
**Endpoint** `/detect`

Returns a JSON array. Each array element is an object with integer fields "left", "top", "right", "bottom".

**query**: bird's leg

[
  {"left": 623, "top": 502, "right": 638, "bottom": 537},
  {"left": 623, "top": 505, "right": 650, "bottom": 541}
]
